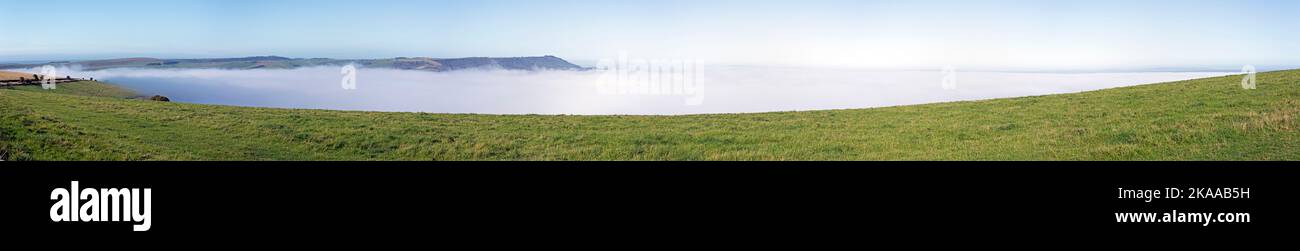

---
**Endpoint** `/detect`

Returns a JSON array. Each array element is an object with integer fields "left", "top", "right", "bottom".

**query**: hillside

[
  {"left": 0, "top": 55, "right": 585, "bottom": 72},
  {"left": 5, "top": 80, "right": 140, "bottom": 99},
  {"left": 1, "top": 70, "right": 1297, "bottom": 160},
  {"left": 0, "top": 71, "right": 34, "bottom": 81}
]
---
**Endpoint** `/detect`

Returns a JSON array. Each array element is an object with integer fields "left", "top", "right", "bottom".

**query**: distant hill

[
  {"left": 0, "top": 71, "right": 33, "bottom": 81},
  {"left": 0, "top": 55, "right": 585, "bottom": 72}
]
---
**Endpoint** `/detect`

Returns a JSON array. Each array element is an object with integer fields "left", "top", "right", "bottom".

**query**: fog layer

[{"left": 46, "top": 66, "right": 1231, "bottom": 115}]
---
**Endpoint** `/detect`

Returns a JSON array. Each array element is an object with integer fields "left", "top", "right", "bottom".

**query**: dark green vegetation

[
  {"left": 2, "top": 71, "right": 1297, "bottom": 160},
  {"left": 0, "top": 55, "right": 583, "bottom": 72}
]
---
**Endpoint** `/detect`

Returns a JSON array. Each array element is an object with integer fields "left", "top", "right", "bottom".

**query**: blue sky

[{"left": 2, "top": 0, "right": 1297, "bottom": 70}]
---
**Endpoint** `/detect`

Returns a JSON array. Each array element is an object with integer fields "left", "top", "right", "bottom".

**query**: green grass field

[
  {"left": 6, "top": 81, "right": 141, "bottom": 99},
  {"left": 2, "top": 71, "right": 1297, "bottom": 160}
]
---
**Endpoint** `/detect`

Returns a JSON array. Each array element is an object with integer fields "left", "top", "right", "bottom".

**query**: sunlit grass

[
  {"left": 1, "top": 70, "right": 1297, "bottom": 160},
  {"left": 8, "top": 81, "right": 140, "bottom": 99}
]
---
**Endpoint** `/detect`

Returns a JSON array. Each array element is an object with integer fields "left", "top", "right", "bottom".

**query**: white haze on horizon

[{"left": 18, "top": 66, "right": 1234, "bottom": 115}]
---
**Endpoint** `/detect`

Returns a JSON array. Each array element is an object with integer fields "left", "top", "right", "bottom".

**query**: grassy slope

[
  {"left": 7, "top": 81, "right": 140, "bottom": 99},
  {"left": 0, "top": 71, "right": 34, "bottom": 81},
  {"left": 1, "top": 71, "right": 1297, "bottom": 160}
]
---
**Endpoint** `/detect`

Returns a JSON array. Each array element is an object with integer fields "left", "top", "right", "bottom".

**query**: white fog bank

[{"left": 40, "top": 66, "right": 1233, "bottom": 115}]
